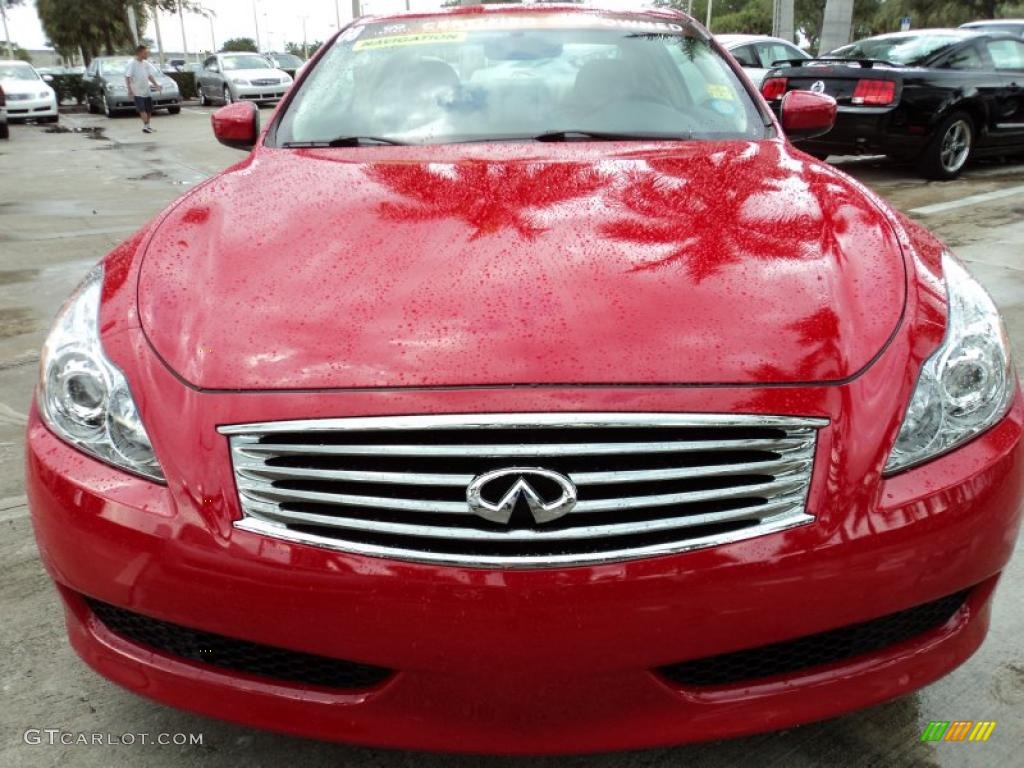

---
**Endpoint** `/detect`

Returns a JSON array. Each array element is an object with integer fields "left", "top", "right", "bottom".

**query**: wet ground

[{"left": 1, "top": 111, "right": 1022, "bottom": 767}]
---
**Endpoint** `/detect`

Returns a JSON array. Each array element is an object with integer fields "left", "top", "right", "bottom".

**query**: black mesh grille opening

[
  {"left": 658, "top": 589, "right": 971, "bottom": 687},
  {"left": 86, "top": 598, "right": 393, "bottom": 690}
]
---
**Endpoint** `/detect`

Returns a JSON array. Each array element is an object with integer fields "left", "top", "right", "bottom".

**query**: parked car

[
  {"left": 717, "top": 33, "right": 809, "bottom": 86},
  {"left": 196, "top": 52, "right": 292, "bottom": 106},
  {"left": 263, "top": 51, "right": 305, "bottom": 78},
  {"left": 0, "top": 60, "right": 58, "bottom": 123},
  {"left": 761, "top": 29, "right": 1024, "bottom": 178},
  {"left": 83, "top": 56, "right": 182, "bottom": 117},
  {"left": 961, "top": 19, "right": 1024, "bottom": 38},
  {"left": 27, "top": 3, "right": 1022, "bottom": 754},
  {"left": 0, "top": 83, "right": 8, "bottom": 139}
]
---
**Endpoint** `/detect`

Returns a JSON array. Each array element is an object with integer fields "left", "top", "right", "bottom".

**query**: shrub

[
  {"left": 166, "top": 71, "right": 197, "bottom": 100},
  {"left": 50, "top": 74, "right": 88, "bottom": 105}
]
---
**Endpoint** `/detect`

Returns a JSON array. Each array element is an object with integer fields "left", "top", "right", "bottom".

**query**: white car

[
  {"left": 0, "top": 60, "right": 59, "bottom": 123},
  {"left": 960, "top": 19, "right": 1024, "bottom": 38},
  {"left": 196, "top": 53, "right": 293, "bottom": 106},
  {"left": 716, "top": 34, "right": 810, "bottom": 87}
]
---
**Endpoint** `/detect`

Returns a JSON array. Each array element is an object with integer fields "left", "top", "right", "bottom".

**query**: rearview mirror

[
  {"left": 42, "top": 74, "right": 54, "bottom": 83},
  {"left": 780, "top": 90, "right": 837, "bottom": 142},
  {"left": 211, "top": 101, "right": 260, "bottom": 151}
]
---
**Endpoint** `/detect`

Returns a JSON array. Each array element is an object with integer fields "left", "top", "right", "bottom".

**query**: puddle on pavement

[
  {"left": 128, "top": 170, "right": 169, "bottom": 182},
  {"left": 43, "top": 125, "right": 108, "bottom": 140},
  {"left": 0, "top": 308, "right": 37, "bottom": 339},
  {"left": 0, "top": 269, "right": 40, "bottom": 286}
]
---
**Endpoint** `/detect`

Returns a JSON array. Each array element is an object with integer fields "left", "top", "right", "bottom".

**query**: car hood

[
  {"left": 227, "top": 68, "right": 288, "bottom": 81},
  {"left": 137, "top": 140, "right": 906, "bottom": 390},
  {"left": 0, "top": 79, "right": 50, "bottom": 96}
]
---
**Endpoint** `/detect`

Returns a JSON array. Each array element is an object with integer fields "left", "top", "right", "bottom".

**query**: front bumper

[
  {"left": 26, "top": 377, "right": 1023, "bottom": 752},
  {"left": 232, "top": 83, "right": 288, "bottom": 102},
  {"left": 4, "top": 96, "right": 57, "bottom": 119},
  {"left": 107, "top": 92, "right": 182, "bottom": 111}
]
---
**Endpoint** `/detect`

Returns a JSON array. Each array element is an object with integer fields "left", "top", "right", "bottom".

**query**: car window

[
  {"left": 222, "top": 55, "right": 272, "bottom": 71},
  {"left": 0, "top": 63, "right": 40, "bottom": 81},
  {"left": 986, "top": 39, "right": 1024, "bottom": 70},
  {"left": 942, "top": 44, "right": 985, "bottom": 70},
  {"left": 277, "top": 13, "right": 766, "bottom": 146},
  {"left": 756, "top": 42, "right": 804, "bottom": 68},
  {"left": 203, "top": 57, "right": 218, "bottom": 71},
  {"left": 829, "top": 34, "right": 964, "bottom": 65},
  {"left": 730, "top": 45, "right": 759, "bottom": 68},
  {"left": 99, "top": 58, "right": 133, "bottom": 76}
]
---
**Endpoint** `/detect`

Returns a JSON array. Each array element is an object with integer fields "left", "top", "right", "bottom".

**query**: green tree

[
  {"left": 36, "top": 1, "right": 195, "bottom": 64},
  {"left": 220, "top": 37, "right": 258, "bottom": 53},
  {"left": 285, "top": 40, "right": 323, "bottom": 58}
]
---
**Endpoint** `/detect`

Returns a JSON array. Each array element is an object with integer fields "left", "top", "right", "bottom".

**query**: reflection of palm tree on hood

[
  {"left": 601, "top": 143, "right": 858, "bottom": 282},
  {"left": 366, "top": 161, "right": 604, "bottom": 241}
]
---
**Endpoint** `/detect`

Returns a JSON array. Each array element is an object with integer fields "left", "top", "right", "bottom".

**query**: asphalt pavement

[{"left": 1, "top": 109, "right": 1022, "bottom": 767}]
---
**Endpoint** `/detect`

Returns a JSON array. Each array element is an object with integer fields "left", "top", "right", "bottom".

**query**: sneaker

[{"left": 142, "top": 126, "right": 154, "bottom": 133}]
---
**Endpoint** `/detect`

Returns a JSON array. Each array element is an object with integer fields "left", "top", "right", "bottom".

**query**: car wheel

[
  {"left": 223, "top": 86, "right": 233, "bottom": 105},
  {"left": 168, "top": 106, "right": 181, "bottom": 115},
  {"left": 102, "top": 93, "right": 114, "bottom": 118},
  {"left": 199, "top": 87, "right": 208, "bottom": 107},
  {"left": 918, "top": 112, "right": 974, "bottom": 180},
  {"left": 0, "top": 122, "right": 8, "bottom": 140}
]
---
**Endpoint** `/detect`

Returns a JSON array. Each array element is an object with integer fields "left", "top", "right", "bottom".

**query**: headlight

[
  {"left": 885, "top": 252, "right": 1015, "bottom": 474},
  {"left": 38, "top": 267, "right": 165, "bottom": 482},
  {"left": 107, "top": 83, "right": 126, "bottom": 92},
  {"left": 231, "top": 78, "right": 250, "bottom": 86},
  {"left": 39, "top": 91, "right": 50, "bottom": 98}
]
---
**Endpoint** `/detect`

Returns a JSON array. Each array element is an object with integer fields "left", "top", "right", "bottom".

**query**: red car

[{"left": 27, "top": 3, "right": 1022, "bottom": 754}]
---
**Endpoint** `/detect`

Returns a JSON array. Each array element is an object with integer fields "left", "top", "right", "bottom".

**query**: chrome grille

[
  {"left": 221, "top": 413, "right": 826, "bottom": 568},
  {"left": 251, "top": 78, "right": 280, "bottom": 86}
]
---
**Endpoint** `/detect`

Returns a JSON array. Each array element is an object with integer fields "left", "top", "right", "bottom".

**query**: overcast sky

[{"left": 3, "top": 1, "right": 451, "bottom": 55}]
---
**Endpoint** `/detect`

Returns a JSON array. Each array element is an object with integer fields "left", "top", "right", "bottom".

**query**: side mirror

[
  {"left": 211, "top": 101, "right": 260, "bottom": 151},
  {"left": 42, "top": 74, "right": 54, "bottom": 83},
  {"left": 780, "top": 90, "right": 837, "bottom": 141}
]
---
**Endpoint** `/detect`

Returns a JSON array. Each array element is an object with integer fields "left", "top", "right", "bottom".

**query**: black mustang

[{"left": 761, "top": 29, "right": 1024, "bottom": 179}]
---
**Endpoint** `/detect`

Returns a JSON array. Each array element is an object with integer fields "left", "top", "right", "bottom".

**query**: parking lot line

[{"left": 909, "top": 184, "right": 1024, "bottom": 216}]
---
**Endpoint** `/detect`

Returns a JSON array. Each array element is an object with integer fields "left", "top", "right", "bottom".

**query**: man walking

[{"left": 125, "top": 45, "right": 162, "bottom": 134}]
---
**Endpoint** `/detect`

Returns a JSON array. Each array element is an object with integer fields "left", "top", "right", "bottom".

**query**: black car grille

[
  {"left": 86, "top": 598, "right": 393, "bottom": 690},
  {"left": 658, "top": 589, "right": 970, "bottom": 687}
]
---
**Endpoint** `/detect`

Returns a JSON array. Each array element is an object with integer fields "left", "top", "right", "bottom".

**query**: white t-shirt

[{"left": 125, "top": 59, "right": 152, "bottom": 95}]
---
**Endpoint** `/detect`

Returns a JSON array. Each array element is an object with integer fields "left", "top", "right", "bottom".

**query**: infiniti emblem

[
  {"left": 810, "top": 80, "right": 826, "bottom": 93},
  {"left": 466, "top": 468, "right": 578, "bottom": 525}
]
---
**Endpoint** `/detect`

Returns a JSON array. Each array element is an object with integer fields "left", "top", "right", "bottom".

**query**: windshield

[
  {"left": 0, "top": 63, "right": 39, "bottom": 81},
  {"left": 223, "top": 55, "right": 272, "bottom": 71},
  {"left": 271, "top": 53, "right": 304, "bottom": 67},
  {"left": 99, "top": 58, "right": 132, "bottom": 76},
  {"left": 828, "top": 34, "right": 963, "bottom": 65},
  {"left": 275, "top": 12, "right": 765, "bottom": 146}
]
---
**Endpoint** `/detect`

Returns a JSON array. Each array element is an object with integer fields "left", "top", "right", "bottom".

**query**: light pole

[
  {"left": 1, "top": 0, "right": 15, "bottom": 59},
  {"left": 252, "top": 0, "right": 262, "bottom": 51},
  {"left": 151, "top": 2, "right": 166, "bottom": 68},
  {"left": 178, "top": 3, "right": 189, "bottom": 63}
]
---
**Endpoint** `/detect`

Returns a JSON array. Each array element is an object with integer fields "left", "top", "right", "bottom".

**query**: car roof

[
  {"left": 858, "top": 28, "right": 985, "bottom": 41},
  {"left": 716, "top": 34, "right": 797, "bottom": 47},
  {"left": 363, "top": 1, "right": 690, "bottom": 25},
  {"left": 962, "top": 19, "right": 1024, "bottom": 25},
  {"left": 0, "top": 59, "right": 33, "bottom": 66}
]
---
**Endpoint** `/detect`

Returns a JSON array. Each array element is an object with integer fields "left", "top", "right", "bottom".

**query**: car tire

[
  {"left": 102, "top": 94, "right": 114, "bottom": 118},
  {"left": 168, "top": 106, "right": 181, "bottom": 115},
  {"left": 223, "top": 86, "right": 233, "bottom": 105},
  {"left": 917, "top": 111, "right": 974, "bottom": 180},
  {"left": 0, "top": 122, "right": 8, "bottom": 140},
  {"left": 199, "top": 87, "right": 208, "bottom": 107}
]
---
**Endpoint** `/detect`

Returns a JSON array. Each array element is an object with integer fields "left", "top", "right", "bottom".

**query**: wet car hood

[
  {"left": 137, "top": 140, "right": 906, "bottom": 390},
  {"left": 0, "top": 79, "right": 51, "bottom": 97}
]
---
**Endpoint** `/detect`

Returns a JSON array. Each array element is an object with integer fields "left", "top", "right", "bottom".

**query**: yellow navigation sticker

[
  {"left": 706, "top": 83, "right": 735, "bottom": 100},
  {"left": 354, "top": 31, "right": 467, "bottom": 52}
]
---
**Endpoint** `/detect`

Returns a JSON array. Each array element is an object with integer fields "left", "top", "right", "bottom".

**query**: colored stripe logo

[{"left": 921, "top": 721, "right": 996, "bottom": 742}]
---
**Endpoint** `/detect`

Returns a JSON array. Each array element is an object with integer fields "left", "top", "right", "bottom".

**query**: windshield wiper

[
  {"left": 532, "top": 130, "right": 693, "bottom": 142},
  {"left": 281, "top": 135, "right": 408, "bottom": 148}
]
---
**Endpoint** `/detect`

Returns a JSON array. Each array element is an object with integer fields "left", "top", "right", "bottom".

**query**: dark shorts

[{"left": 134, "top": 96, "right": 154, "bottom": 114}]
